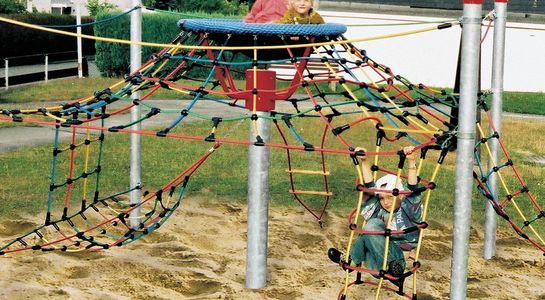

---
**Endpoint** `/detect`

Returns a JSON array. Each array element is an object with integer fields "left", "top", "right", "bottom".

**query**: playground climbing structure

[{"left": 0, "top": 17, "right": 543, "bottom": 299}]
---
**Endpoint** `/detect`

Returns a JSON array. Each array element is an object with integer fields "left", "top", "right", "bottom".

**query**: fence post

[
  {"left": 45, "top": 54, "right": 49, "bottom": 82},
  {"left": 4, "top": 58, "right": 8, "bottom": 90},
  {"left": 76, "top": 0, "right": 83, "bottom": 78},
  {"left": 82, "top": 57, "right": 89, "bottom": 77}
]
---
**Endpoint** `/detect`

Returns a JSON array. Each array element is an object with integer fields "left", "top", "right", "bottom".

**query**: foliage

[
  {"left": 175, "top": 0, "right": 248, "bottom": 15},
  {"left": 144, "top": 0, "right": 249, "bottom": 15},
  {"left": 485, "top": 91, "right": 545, "bottom": 115},
  {"left": 0, "top": 77, "right": 339, "bottom": 103},
  {"left": 0, "top": 0, "right": 25, "bottom": 14},
  {"left": 94, "top": 9, "right": 248, "bottom": 77},
  {"left": 86, "top": 0, "right": 116, "bottom": 16},
  {"left": 94, "top": 12, "right": 182, "bottom": 76},
  {"left": 145, "top": 0, "right": 178, "bottom": 10},
  {"left": 0, "top": 13, "right": 95, "bottom": 59}
]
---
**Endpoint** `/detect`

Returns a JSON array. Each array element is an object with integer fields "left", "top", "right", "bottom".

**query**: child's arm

[
  {"left": 354, "top": 147, "right": 373, "bottom": 186},
  {"left": 403, "top": 146, "right": 418, "bottom": 186}
]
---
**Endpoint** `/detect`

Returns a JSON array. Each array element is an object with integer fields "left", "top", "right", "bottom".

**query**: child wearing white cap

[{"left": 329, "top": 146, "right": 422, "bottom": 288}]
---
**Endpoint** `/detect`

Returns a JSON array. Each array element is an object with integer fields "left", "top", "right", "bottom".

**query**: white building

[{"left": 26, "top": 0, "right": 131, "bottom": 16}]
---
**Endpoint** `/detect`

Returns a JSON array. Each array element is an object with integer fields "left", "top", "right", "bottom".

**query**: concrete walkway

[
  {"left": 1, "top": 99, "right": 544, "bottom": 154},
  {"left": 0, "top": 99, "right": 301, "bottom": 154}
]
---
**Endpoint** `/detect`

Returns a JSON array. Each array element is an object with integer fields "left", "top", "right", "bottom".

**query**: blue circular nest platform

[{"left": 178, "top": 19, "right": 347, "bottom": 37}]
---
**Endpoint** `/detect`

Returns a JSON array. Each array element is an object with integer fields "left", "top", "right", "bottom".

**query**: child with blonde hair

[{"left": 277, "top": 0, "right": 324, "bottom": 24}]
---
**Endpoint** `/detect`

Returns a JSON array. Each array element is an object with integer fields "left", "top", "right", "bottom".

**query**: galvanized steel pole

[
  {"left": 450, "top": 1, "right": 482, "bottom": 299},
  {"left": 245, "top": 112, "right": 271, "bottom": 289},
  {"left": 484, "top": 0, "right": 508, "bottom": 260},
  {"left": 129, "top": 0, "right": 142, "bottom": 229},
  {"left": 45, "top": 54, "right": 48, "bottom": 82}
]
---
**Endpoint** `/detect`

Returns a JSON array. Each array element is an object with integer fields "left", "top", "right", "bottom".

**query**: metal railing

[{"left": 1, "top": 51, "right": 88, "bottom": 90}]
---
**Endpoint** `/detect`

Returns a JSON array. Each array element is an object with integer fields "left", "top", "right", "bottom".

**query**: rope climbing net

[{"left": 0, "top": 17, "right": 543, "bottom": 300}]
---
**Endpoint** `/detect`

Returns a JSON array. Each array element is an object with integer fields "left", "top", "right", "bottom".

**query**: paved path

[
  {"left": 0, "top": 99, "right": 309, "bottom": 154},
  {"left": 1, "top": 99, "right": 544, "bottom": 154}
]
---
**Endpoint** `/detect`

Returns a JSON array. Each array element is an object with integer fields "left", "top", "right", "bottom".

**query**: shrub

[
  {"left": 176, "top": 0, "right": 248, "bottom": 15},
  {"left": 0, "top": 13, "right": 95, "bottom": 59},
  {"left": 94, "top": 11, "right": 181, "bottom": 76},
  {"left": 0, "top": 0, "right": 25, "bottom": 14},
  {"left": 94, "top": 10, "right": 249, "bottom": 78},
  {"left": 86, "top": 0, "right": 116, "bottom": 17}
]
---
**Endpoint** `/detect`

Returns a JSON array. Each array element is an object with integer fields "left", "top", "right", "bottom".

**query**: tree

[
  {"left": 0, "top": 0, "right": 25, "bottom": 14},
  {"left": 148, "top": 0, "right": 178, "bottom": 10},
  {"left": 174, "top": 0, "right": 248, "bottom": 15},
  {"left": 86, "top": 0, "right": 116, "bottom": 16}
]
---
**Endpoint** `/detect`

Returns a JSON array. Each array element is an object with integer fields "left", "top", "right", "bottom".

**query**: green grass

[
  {"left": 1, "top": 77, "right": 545, "bottom": 241},
  {"left": 0, "top": 76, "right": 339, "bottom": 104},
  {"left": 0, "top": 77, "right": 188, "bottom": 103},
  {"left": 0, "top": 121, "right": 40, "bottom": 129},
  {"left": 1, "top": 113, "right": 544, "bottom": 237},
  {"left": 1, "top": 77, "right": 544, "bottom": 115},
  {"left": 491, "top": 91, "right": 545, "bottom": 115}
]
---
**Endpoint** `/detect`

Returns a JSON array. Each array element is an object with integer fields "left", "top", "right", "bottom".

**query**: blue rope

[
  {"left": 288, "top": 126, "right": 306, "bottom": 145},
  {"left": 164, "top": 38, "right": 230, "bottom": 131},
  {"left": 46, "top": 124, "right": 61, "bottom": 220},
  {"left": 367, "top": 89, "right": 421, "bottom": 145}
]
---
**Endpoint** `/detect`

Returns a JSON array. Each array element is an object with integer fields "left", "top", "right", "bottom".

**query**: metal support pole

[
  {"left": 129, "top": 0, "right": 142, "bottom": 229},
  {"left": 450, "top": 1, "right": 482, "bottom": 299},
  {"left": 245, "top": 112, "right": 271, "bottom": 289},
  {"left": 76, "top": 0, "right": 83, "bottom": 78},
  {"left": 45, "top": 54, "right": 48, "bottom": 82},
  {"left": 4, "top": 59, "right": 8, "bottom": 90},
  {"left": 484, "top": 0, "right": 507, "bottom": 260}
]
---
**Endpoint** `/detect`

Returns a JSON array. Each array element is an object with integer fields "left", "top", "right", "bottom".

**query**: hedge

[
  {"left": 94, "top": 12, "right": 182, "bottom": 76},
  {"left": 94, "top": 11, "right": 248, "bottom": 79},
  {"left": 0, "top": 13, "right": 95, "bottom": 59}
]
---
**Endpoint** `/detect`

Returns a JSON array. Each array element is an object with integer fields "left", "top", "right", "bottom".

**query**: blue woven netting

[{"left": 179, "top": 19, "right": 347, "bottom": 37}]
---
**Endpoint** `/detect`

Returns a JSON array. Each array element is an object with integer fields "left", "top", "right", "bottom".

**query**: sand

[{"left": 1, "top": 198, "right": 544, "bottom": 300}]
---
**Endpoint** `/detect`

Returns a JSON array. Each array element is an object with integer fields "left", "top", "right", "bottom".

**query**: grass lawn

[
  {"left": 1, "top": 77, "right": 544, "bottom": 241},
  {"left": 0, "top": 110, "right": 544, "bottom": 236},
  {"left": 1, "top": 77, "right": 544, "bottom": 115}
]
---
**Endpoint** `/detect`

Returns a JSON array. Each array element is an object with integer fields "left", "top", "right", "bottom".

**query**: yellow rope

[
  {"left": 335, "top": 41, "right": 444, "bottom": 138},
  {"left": 313, "top": 44, "right": 373, "bottom": 121},
  {"left": 379, "top": 126, "right": 440, "bottom": 135},
  {"left": 44, "top": 112, "right": 67, "bottom": 123},
  {"left": 375, "top": 168, "right": 403, "bottom": 299},
  {"left": 15, "top": 80, "right": 127, "bottom": 115},
  {"left": 341, "top": 162, "right": 366, "bottom": 298},
  {"left": 0, "top": 15, "right": 456, "bottom": 51},
  {"left": 476, "top": 123, "right": 545, "bottom": 247},
  {"left": 350, "top": 55, "right": 442, "bottom": 134},
  {"left": 412, "top": 162, "right": 442, "bottom": 295},
  {"left": 81, "top": 128, "right": 92, "bottom": 206},
  {"left": 476, "top": 123, "right": 511, "bottom": 191}
]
